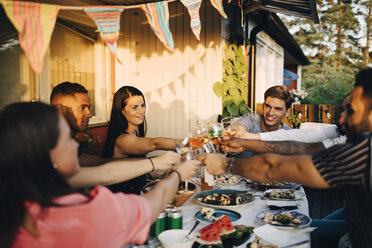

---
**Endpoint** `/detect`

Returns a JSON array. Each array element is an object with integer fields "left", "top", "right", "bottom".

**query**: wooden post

[
  {"left": 307, "top": 104, "right": 320, "bottom": 122},
  {"left": 321, "top": 105, "right": 335, "bottom": 124}
]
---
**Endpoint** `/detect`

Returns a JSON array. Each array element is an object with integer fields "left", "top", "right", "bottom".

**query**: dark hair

[
  {"left": 0, "top": 102, "right": 73, "bottom": 247},
  {"left": 102, "top": 86, "right": 147, "bottom": 158},
  {"left": 264, "top": 85, "right": 294, "bottom": 109},
  {"left": 355, "top": 68, "right": 372, "bottom": 100},
  {"left": 50, "top": 81, "right": 88, "bottom": 103}
]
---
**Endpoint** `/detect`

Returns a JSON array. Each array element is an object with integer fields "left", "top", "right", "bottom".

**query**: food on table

[
  {"left": 221, "top": 225, "right": 254, "bottom": 248},
  {"left": 214, "top": 175, "right": 243, "bottom": 185},
  {"left": 197, "top": 192, "right": 253, "bottom": 206},
  {"left": 192, "top": 215, "right": 235, "bottom": 248},
  {"left": 193, "top": 216, "right": 254, "bottom": 248},
  {"left": 200, "top": 207, "right": 216, "bottom": 221},
  {"left": 247, "top": 180, "right": 299, "bottom": 190},
  {"left": 252, "top": 181, "right": 296, "bottom": 187},
  {"left": 263, "top": 189, "right": 296, "bottom": 200},
  {"left": 247, "top": 237, "right": 278, "bottom": 248},
  {"left": 262, "top": 212, "right": 302, "bottom": 226}
]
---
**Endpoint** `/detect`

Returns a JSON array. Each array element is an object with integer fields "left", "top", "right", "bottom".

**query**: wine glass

[{"left": 221, "top": 117, "right": 238, "bottom": 137}]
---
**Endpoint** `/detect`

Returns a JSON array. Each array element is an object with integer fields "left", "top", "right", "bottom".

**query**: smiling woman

[
  {"left": 0, "top": 101, "right": 199, "bottom": 248},
  {"left": 102, "top": 86, "right": 181, "bottom": 194}
]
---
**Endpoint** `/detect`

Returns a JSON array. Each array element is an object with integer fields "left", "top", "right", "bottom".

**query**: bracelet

[
  {"left": 148, "top": 158, "right": 155, "bottom": 172},
  {"left": 169, "top": 169, "right": 182, "bottom": 183},
  {"left": 226, "top": 158, "right": 234, "bottom": 174}
]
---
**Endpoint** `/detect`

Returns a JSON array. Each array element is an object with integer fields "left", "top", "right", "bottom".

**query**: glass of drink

[
  {"left": 221, "top": 117, "right": 238, "bottom": 137},
  {"left": 189, "top": 126, "right": 207, "bottom": 149}
]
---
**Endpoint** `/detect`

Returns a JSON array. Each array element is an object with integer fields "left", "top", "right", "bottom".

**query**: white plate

[
  {"left": 214, "top": 174, "right": 244, "bottom": 186},
  {"left": 256, "top": 210, "right": 311, "bottom": 229},
  {"left": 194, "top": 189, "right": 254, "bottom": 209},
  {"left": 263, "top": 189, "right": 304, "bottom": 201}
]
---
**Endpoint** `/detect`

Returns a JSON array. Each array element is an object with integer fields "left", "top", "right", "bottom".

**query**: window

[{"left": 0, "top": 24, "right": 111, "bottom": 125}]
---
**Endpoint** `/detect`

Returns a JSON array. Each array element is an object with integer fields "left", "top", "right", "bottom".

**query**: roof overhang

[
  {"left": 243, "top": 0, "right": 319, "bottom": 23},
  {"left": 253, "top": 11, "right": 310, "bottom": 65}
]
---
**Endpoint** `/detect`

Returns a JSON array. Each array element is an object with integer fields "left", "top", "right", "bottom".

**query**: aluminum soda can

[
  {"left": 150, "top": 212, "right": 166, "bottom": 237},
  {"left": 209, "top": 123, "right": 222, "bottom": 137},
  {"left": 167, "top": 209, "right": 183, "bottom": 229}
]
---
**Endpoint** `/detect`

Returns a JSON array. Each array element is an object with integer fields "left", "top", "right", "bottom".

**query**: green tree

[
  {"left": 301, "top": 60, "right": 355, "bottom": 105},
  {"left": 280, "top": 0, "right": 369, "bottom": 105},
  {"left": 360, "top": 0, "right": 372, "bottom": 66}
]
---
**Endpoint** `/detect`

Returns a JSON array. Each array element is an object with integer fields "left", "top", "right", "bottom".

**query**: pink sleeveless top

[{"left": 13, "top": 186, "right": 151, "bottom": 248}]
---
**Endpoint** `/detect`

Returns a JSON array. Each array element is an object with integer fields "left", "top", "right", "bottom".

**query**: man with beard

[{"left": 201, "top": 68, "right": 372, "bottom": 247}]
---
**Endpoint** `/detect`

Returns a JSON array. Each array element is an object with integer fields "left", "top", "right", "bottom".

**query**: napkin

[
  {"left": 266, "top": 200, "right": 299, "bottom": 207},
  {"left": 254, "top": 224, "right": 316, "bottom": 247}
]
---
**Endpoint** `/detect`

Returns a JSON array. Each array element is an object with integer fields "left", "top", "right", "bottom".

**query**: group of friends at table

[{"left": 1, "top": 67, "right": 371, "bottom": 248}]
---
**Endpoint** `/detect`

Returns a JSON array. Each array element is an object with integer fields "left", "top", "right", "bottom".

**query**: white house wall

[
  {"left": 255, "top": 31, "right": 284, "bottom": 105},
  {"left": 115, "top": 1, "right": 223, "bottom": 138}
]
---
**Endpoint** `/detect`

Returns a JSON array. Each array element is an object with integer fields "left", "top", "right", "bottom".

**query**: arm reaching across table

[
  {"left": 198, "top": 153, "right": 329, "bottom": 189},
  {"left": 221, "top": 137, "right": 325, "bottom": 155}
]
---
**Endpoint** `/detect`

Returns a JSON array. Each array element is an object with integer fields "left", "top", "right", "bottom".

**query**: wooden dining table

[{"left": 178, "top": 179, "right": 311, "bottom": 248}]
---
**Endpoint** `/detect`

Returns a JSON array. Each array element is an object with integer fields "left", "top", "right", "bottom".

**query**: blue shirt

[{"left": 237, "top": 113, "right": 291, "bottom": 133}]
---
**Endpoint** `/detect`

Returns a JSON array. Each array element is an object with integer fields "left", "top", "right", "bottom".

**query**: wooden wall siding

[
  {"left": 255, "top": 32, "right": 284, "bottom": 104},
  {"left": 116, "top": 1, "right": 223, "bottom": 138},
  {"left": 49, "top": 25, "right": 96, "bottom": 115}
]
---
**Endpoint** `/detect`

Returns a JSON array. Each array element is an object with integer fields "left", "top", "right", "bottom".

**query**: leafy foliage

[
  {"left": 280, "top": 0, "right": 371, "bottom": 105},
  {"left": 214, "top": 42, "right": 251, "bottom": 117},
  {"left": 300, "top": 60, "right": 355, "bottom": 105},
  {"left": 286, "top": 113, "right": 301, "bottom": 129}
]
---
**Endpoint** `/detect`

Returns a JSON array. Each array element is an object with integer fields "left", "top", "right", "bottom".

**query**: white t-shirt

[{"left": 259, "top": 125, "right": 339, "bottom": 143}]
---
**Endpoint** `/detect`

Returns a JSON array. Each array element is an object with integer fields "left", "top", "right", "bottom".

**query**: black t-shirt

[{"left": 107, "top": 131, "right": 149, "bottom": 195}]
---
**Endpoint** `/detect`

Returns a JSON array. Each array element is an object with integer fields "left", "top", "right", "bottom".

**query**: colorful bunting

[
  {"left": 140, "top": 2, "right": 174, "bottom": 52},
  {"left": 210, "top": 0, "right": 227, "bottom": 18},
  {"left": 84, "top": 6, "right": 124, "bottom": 62},
  {"left": 1, "top": 1, "right": 59, "bottom": 73},
  {"left": 180, "top": 0, "right": 202, "bottom": 40}
]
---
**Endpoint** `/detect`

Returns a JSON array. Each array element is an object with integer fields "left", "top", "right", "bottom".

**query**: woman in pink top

[{"left": 0, "top": 102, "right": 199, "bottom": 248}]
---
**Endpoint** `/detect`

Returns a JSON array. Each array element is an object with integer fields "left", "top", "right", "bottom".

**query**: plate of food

[
  {"left": 194, "top": 189, "right": 254, "bottom": 209},
  {"left": 195, "top": 207, "right": 241, "bottom": 223},
  {"left": 214, "top": 174, "right": 244, "bottom": 186},
  {"left": 246, "top": 179, "right": 301, "bottom": 191},
  {"left": 263, "top": 189, "right": 304, "bottom": 201},
  {"left": 256, "top": 210, "right": 311, "bottom": 228}
]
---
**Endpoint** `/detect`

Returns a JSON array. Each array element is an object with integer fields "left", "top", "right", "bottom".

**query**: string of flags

[{"left": 0, "top": 0, "right": 227, "bottom": 73}]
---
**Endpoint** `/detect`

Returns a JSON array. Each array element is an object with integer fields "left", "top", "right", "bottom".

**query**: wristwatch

[{"left": 226, "top": 158, "right": 234, "bottom": 174}]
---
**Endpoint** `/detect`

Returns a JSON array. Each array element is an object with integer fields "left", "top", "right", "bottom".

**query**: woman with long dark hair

[
  {"left": 103, "top": 86, "right": 180, "bottom": 194},
  {"left": 0, "top": 102, "right": 198, "bottom": 248}
]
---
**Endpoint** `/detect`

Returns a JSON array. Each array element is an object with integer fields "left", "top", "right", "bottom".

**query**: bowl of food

[
  {"left": 143, "top": 180, "right": 196, "bottom": 206},
  {"left": 158, "top": 229, "right": 196, "bottom": 248}
]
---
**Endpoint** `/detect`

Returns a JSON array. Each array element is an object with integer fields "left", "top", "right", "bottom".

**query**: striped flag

[
  {"left": 180, "top": 0, "right": 202, "bottom": 40},
  {"left": 140, "top": 2, "right": 174, "bottom": 52},
  {"left": 1, "top": 1, "right": 59, "bottom": 73},
  {"left": 210, "top": 0, "right": 227, "bottom": 18},
  {"left": 84, "top": 6, "right": 124, "bottom": 62}
]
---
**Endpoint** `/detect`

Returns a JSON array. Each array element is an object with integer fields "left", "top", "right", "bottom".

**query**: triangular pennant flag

[
  {"left": 1, "top": 1, "right": 59, "bottom": 73},
  {"left": 209, "top": 0, "right": 227, "bottom": 18},
  {"left": 180, "top": 0, "right": 202, "bottom": 40},
  {"left": 140, "top": 2, "right": 174, "bottom": 52},
  {"left": 84, "top": 6, "right": 124, "bottom": 63}
]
